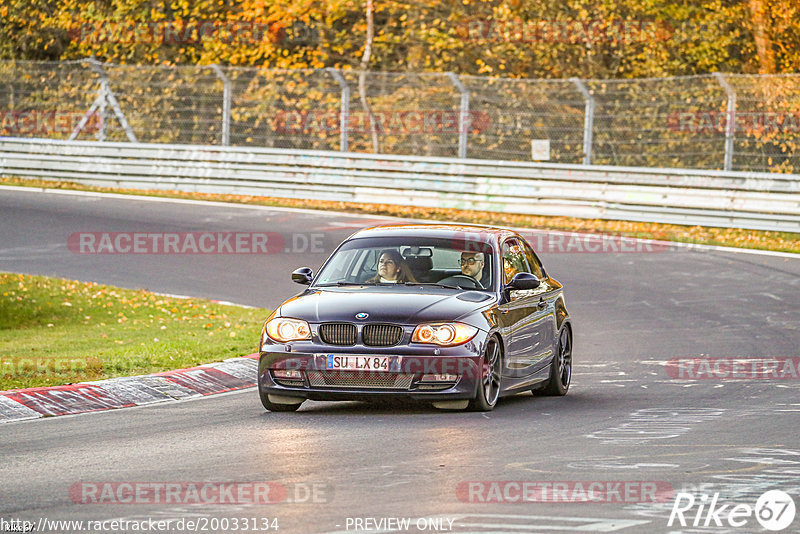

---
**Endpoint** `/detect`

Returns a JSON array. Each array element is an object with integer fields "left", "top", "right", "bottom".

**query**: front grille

[
  {"left": 318, "top": 323, "right": 356, "bottom": 345},
  {"left": 363, "top": 324, "right": 403, "bottom": 346},
  {"left": 307, "top": 371, "right": 414, "bottom": 390}
]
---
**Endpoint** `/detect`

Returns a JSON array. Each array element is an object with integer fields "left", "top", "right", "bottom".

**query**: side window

[
  {"left": 501, "top": 239, "right": 529, "bottom": 284},
  {"left": 355, "top": 248, "right": 379, "bottom": 280},
  {"left": 324, "top": 248, "right": 357, "bottom": 282},
  {"left": 521, "top": 241, "right": 545, "bottom": 279}
]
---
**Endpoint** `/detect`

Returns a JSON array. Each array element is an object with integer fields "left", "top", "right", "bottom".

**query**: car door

[
  {"left": 520, "top": 240, "right": 559, "bottom": 373},
  {"left": 497, "top": 238, "right": 550, "bottom": 379}
]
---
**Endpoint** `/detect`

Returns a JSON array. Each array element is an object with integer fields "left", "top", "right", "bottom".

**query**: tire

[
  {"left": 468, "top": 336, "right": 502, "bottom": 411},
  {"left": 259, "top": 389, "right": 304, "bottom": 412},
  {"left": 535, "top": 325, "right": 572, "bottom": 396}
]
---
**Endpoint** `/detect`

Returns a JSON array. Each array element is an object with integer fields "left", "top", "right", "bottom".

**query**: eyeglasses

[
  {"left": 378, "top": 260, "right": 396, "bottom": 266},
  {"left": 459, "top": 258, "right": 482, "bottom": 266}
]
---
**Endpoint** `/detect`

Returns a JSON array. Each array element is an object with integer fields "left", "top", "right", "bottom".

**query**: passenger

[{"left": 367, "top": 250, "right": 417, "bottom": 283}]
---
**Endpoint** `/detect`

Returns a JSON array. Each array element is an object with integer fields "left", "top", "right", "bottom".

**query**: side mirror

[
  {"left": 506, "top": 272, "right": 540, "bottom": 291},
  {"left": 291, "top": 267, "right": 314, "bottom": 285}
]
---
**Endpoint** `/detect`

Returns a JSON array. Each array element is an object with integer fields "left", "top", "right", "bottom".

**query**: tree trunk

[
  {"left": 359, "top": 0, "right": 380, "bottom": 153},
  {"left": 748, "top": 0, "right": 776, "bottom": 74}
]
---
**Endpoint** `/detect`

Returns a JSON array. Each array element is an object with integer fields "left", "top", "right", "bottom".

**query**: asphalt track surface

[{"left": 1, "top": 188, "right": 799, "bottom": 534}]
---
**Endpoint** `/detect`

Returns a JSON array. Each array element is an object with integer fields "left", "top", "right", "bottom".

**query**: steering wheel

[{"left": 438, "top": 274, "right": 484, "bottom": 289}]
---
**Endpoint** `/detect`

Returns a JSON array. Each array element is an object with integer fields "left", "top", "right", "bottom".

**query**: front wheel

[
  {"left": 535, "top": 326, "right": 571, "bottom": 396},
  {"left": 468, "top": 336, "right": 502, "bottom": 411}
]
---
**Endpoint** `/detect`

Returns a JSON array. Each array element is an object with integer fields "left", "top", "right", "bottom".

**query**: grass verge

[
  {"left": 2, "top": 176, "right": 798, "bottom": 253},
  {"left": 0, "top": 272, "right": 268, "bottom": 391}
]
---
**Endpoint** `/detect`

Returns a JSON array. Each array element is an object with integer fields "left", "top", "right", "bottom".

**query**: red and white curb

[{"left": 0, "top": 354, "right": 259, "bottom": 423}]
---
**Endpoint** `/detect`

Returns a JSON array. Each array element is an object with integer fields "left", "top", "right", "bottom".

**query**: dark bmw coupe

[{"left": 258, "top": 224, "right": 572, "bottom": 412}]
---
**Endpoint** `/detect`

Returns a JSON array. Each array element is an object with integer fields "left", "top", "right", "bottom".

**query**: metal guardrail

[{"left": 1, "top": 137, "right": 799, "bottom": 233}]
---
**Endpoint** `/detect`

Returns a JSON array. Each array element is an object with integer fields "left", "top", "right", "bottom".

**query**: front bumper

[{"left": 258, "top": 335, "right": 487, "bottom": 402}]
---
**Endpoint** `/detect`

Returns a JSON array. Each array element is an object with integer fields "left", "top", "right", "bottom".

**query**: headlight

[
  {"left": 264, "top": 318, "right": 311, "bottom": 343},
  {"left": 412, "top": 322, "right": 478, "bottom": 346}
]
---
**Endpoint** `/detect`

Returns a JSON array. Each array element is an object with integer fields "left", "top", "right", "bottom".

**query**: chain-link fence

[{"left": 2, "top": 59, "right": 800, "bottom": 174}]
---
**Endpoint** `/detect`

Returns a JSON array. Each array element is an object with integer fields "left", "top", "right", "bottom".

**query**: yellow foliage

[{"left": 0, "top": 0, "right": 798, "bottom": 77}]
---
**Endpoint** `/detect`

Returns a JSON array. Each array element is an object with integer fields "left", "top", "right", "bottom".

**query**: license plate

[{"left": 325, "top": 355, "right": 390, "bottom": 371}]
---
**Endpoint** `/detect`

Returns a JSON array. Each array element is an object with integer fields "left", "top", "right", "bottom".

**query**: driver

[{"left": 459, "top": 251, "right": 486, "bottom": 288}]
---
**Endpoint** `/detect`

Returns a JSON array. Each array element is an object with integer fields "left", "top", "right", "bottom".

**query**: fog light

[
  {"left": 421, "top": 373, "right": 458, "bottom": 382},
  {"left": 273, "top": 369, "right": 303, "bottom": 379}
]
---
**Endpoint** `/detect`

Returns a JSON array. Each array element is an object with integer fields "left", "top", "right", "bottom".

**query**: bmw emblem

[{"left": 355, "top": 312, "right": 369, "bottom": 320}]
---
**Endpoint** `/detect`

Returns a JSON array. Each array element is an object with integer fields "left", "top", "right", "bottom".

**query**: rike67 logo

[{"left": 668, "top": 490, "right": 796, "bottom": 531}]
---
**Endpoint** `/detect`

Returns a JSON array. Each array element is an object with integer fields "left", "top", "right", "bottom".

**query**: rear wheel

[
  {"left": 259, "top": 389, "right": 304, "bottom": 412},
  {"left": 535, "top": 326, "right": 571, "bottom": 396},
  {"left": 468, "top": 336, "right": 502, "bottom": 411}
]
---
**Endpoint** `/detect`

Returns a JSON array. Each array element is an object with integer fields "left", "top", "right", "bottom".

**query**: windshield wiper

[
  {"left": 316, "top": 281, "right": 377, "bottom": 287},
  {"left": 403, "top": 282, "right": 461, "bottom": 290}
]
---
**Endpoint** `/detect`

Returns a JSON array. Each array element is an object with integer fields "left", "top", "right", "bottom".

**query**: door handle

[{"left": 537, "top": 298, "right": 547, "bottom": 309}]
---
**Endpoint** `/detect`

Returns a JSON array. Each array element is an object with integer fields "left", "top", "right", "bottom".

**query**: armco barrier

[{"left": 1, "top": 137, "right": 799, "bottom": 232}]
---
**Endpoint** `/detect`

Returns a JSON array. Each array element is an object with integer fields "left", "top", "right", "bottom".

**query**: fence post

[
  {"left": 71, "top": 59, "right": 137, "bottom": 142},
  {"left": 571, "top": 78, "right": 594, "bottom": 165},
  {"left": 326, "top": 68, "right": 350, "bottom": 152},
  {"left": 446, "top": 72, "right": 470, "bottom": 159},
  {"left": 713, "top": 72, "right": 736, "bottom": 171},
  {"left": 70, "top": 60, "right": 134, "bottom": 142},
  {"left": 69, "top": 83, "right": 100, "bottom": 141},
  {"left": 210, "top": 65, "right": 231, "bottom": 146},
  {"left": 97, "top": 81, "right": 108, "bottom": 141}
]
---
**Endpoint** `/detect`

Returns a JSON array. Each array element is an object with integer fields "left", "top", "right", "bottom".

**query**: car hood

[{"left": 277, "top": 287, "right": 494, "bottom": 327}]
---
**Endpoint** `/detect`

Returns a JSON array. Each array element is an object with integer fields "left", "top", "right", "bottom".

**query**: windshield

[{"left": 314, "top": 236, "right": 495, "bottom": 291}]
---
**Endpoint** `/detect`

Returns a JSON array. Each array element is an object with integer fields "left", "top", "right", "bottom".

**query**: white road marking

[
  {"left": 586, "top": 408, "right": 725, "bottom": 445},
  {"left": 154, "top": 291, "right": 257, "bottom": 309},
  {"left": 0, "top": 185, "right": 402, "bottom": 220}
]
